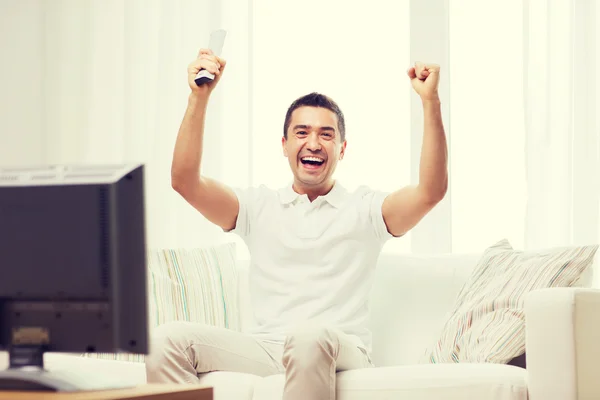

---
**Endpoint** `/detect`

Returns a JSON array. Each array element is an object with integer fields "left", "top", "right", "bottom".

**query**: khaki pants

[{"left": 145, "top": 322, "right": 373, "bottom": 400}]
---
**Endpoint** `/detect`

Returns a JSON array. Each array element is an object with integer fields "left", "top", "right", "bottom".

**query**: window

[
  {"left": 448, "top": 0, "right": 526, "bottom": 252},
  {"left": 251, "top": 0, "right": 528, "bottom": 254},
  {"left": 252, "top": 0, "right": 411, "bottom": 253}
]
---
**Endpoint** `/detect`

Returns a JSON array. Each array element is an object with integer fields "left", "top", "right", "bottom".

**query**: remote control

[{"left": 195, "top": 29, "right": 227, "bottom": 86}]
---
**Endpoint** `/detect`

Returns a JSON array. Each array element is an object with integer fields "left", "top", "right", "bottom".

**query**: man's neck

[{"left": 293, "top": 180, "right": 335, "bottom": 202}]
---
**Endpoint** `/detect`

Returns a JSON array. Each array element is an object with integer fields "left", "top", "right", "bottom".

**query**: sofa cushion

[
  {"left": 424, "top": 239, "right": 598, "bottom": 365},
  {"left": 251, "top": 364, "right": 527, "bottom": 400},
  {"left": 85, "top": 242, "right": 240, "bottom": 362}
]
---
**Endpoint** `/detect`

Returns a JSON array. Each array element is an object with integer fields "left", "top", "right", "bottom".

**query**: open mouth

[{"left": 300, "top": 156, "right": 325, "bottom": 170}]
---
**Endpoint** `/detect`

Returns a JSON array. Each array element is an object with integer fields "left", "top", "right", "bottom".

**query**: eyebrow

[{"left": 293, "top": 124, "right": 336, "bottom": 132}]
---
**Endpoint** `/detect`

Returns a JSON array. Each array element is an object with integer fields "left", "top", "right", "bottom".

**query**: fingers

[
  {"left": 201, "top": 54, "right": 221, "bottom": 73},
  {"left": 215, "top": 55, "right": 226, "bottom": 68},
  {"left": 414, "top": 62, "right": 428, "bottom": 80},
  {"left": 195, "top": 48, "right": 226, "bottom": 66},
  {"left": 412, "top": 62, "right": 440, "bottom": 80},
  {"left": 197, "top": 48, "right": 213, "bottom": 57},
  {"left": 188, "top": 59, "right": 220, "bottom": 76},
  {"left": 189, "top": 49, "right": 226, "bottom": 76}
]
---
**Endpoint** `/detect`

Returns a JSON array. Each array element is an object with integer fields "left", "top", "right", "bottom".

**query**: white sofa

[{"left": 2, "top": 251, "right": 599, "bottom": 399}]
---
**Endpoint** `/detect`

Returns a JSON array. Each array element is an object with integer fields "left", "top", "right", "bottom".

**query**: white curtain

[
  {"left": 523, "top": 0, "right": 600, "bottom": 250},
  {"left": 0, "top": 0, "right": 251, "bottom": 251},
  {"left": 2, "top": 0, "right": 598, "bottom": 254}
]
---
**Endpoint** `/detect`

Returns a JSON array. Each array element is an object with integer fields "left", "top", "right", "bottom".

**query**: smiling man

[{"left": 145, "top": 48, "right": 448, "bottom": 400}]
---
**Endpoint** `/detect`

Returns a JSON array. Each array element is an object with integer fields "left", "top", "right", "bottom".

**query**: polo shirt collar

[{"left": 278, "top": 181, "right": 346, "bottom": 208}]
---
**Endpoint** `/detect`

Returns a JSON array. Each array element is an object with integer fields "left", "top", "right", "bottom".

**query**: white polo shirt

[{"left": 228, "top": 181, "right": 393, "bottom": 353}]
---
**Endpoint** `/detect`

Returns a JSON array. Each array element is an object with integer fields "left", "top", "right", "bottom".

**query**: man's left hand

[{"left": 407, "top": 63, "right": 440, "bottom": 101}]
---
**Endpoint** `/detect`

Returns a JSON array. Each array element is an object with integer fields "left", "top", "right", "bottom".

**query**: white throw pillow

[{"left": 423, "top": 239, "right": 599, "bottom": 365}]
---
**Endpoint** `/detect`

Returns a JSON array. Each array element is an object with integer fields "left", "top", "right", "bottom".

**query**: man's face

[{"left": 282, "top": 106, "right": 346, "bottom": 189}]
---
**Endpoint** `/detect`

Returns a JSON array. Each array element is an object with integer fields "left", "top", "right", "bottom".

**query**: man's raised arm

[
  {"left": 171, "top": 49, "right": 239, "bottom": 232},
  {"left": 382, "top": 63, "right": 448, "bottom": 237}
]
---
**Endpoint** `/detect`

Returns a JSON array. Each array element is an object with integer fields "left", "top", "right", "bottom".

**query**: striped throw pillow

[
  {"left": 84, "top": 242, "right": 240, "bottom": 362},
  {"left": 424, "top": 239, "right": 599, "bottom": 364}
]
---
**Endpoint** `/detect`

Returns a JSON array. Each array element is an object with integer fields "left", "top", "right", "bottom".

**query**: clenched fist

[
  {"left": 187, "top": 48, "right": 227, "bottom": 95},
  {"left": 407, "top": 62, "right": 440, "bottom": 101}
]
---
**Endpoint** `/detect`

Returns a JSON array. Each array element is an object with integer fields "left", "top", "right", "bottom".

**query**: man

[{"left": 145, "top": 48, "right": 448, "bottom": 400}]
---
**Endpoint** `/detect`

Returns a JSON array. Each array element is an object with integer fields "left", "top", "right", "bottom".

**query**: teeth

[{"left": 301, "top": 157, "right": 324, "bottom": 162}]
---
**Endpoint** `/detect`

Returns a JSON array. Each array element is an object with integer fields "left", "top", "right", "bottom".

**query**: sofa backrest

[
  {"left": 235, "top": 249, "right": 599, "bottom": 367},
  {"left": 367, "top": 252, "right": 481, "bottom": 366},
  {"left": 235, "top": 252, "right": 482, "bottom": 367}
]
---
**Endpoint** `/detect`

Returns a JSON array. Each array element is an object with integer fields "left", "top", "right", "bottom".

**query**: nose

[{"left": 306, "top": 132, "right": 321, "bottom": 151}]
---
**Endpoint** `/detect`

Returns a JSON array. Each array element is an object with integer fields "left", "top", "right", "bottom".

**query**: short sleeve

[
  {"left": 361, "top": 188, "right": 394, "bottom": 243},
  {"left": 222, "top": 185, "right": 269, "bottom": 239}
]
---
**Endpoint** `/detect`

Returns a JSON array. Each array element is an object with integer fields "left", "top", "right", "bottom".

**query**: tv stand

[{"left": 0, "top": 345, "right": 136, "bottom": 392}]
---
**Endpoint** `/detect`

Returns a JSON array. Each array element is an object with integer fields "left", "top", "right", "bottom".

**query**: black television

[{"left": 0, "top": 163, "right": 148, "bottom": 392}]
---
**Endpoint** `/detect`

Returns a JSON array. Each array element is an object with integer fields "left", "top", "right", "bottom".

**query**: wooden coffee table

[{"left": 0, "top": 384, "right": 212, "bottom": 400}]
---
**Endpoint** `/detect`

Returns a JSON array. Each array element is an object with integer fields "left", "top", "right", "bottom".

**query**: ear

[
  {"left": 339, "top": 140, "right": 347, "bottom": 160},
  {"left": 282, "top": 136, "right": 288, "bottom": 157}
]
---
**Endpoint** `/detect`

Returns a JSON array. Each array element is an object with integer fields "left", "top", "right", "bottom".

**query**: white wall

[{"left": 0, "top": 0, "right": 46, "bottom": 166}]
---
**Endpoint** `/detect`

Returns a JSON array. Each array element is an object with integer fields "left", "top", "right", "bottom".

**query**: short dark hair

[{"left": 283, "top": 92, "right": 346, "bottom": 141}]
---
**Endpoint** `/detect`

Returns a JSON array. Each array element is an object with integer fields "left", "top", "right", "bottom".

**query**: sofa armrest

[{"left": 525, "top": 287, "right": 600, "bottom": 400}]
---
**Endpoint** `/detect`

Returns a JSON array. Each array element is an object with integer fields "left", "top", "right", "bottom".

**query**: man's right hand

[{"left": 187, "top": 48, "right": 226, "bottom": 95}]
